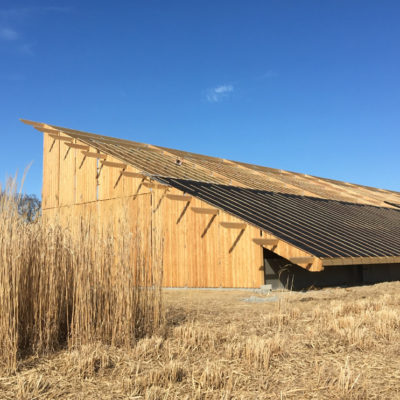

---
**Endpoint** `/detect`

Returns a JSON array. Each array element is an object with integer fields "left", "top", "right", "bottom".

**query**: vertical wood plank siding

[
  {"left": 76, "top": 147, "right": 97, "bottom": 203},
  {"left": 41, "top": 132, "right": 264, "bottom": 288},
  {"left": 35, "top": 123, "right": 400, "bottom": 282},
  {"left": 42, "top": 131, "right": 60, "bottom": 208},
  {"left": 59, "top": 137, "right": 76, "bottom": 206}
]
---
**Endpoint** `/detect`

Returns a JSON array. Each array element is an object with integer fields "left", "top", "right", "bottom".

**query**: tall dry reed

[{"left": 0, "top": 180, "right": 163, "bottom": 373}]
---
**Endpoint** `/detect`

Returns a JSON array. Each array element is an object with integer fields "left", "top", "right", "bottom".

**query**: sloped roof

[
  {"left": 156, "top": 177, "right": 400, "bottom": 263},
  {"left": 27, "top": 120, "right": 400, "bottom": 208},
  {"left": 22, "top": 119, "right": 400, "bottom": 266}
]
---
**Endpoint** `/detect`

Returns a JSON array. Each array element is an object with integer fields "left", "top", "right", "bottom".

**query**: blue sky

[{"left": 1, "top": 1, "right": 399, "bottom": 197}]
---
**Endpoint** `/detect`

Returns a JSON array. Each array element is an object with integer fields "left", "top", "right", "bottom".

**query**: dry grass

[
  {"left": 1, "top": 285, "right": 400, "bottom": 398},
  {"left": 0, "top": 180, "right": 162, "bottom": 373},
  {"left": 2, "top": 181, "right": 400, "bottom": 398}
]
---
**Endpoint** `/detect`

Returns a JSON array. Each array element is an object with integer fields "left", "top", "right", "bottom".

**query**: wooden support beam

[
  {"left": 322, "top": 255, "right": 400, "bottom": 267},
  {"left": 121, "top": 171, "right": 147, "bottom": 178},
  {"left": 252, "top": 238, "right": 279, "bottom": 246},
  {"left": 48, "top": 133, "right": 73, "bottom": 142},
  {"left": 35, "top": 127, "right": 62, "bottom": 134},
  {"left": 289, "top": 257, "right": 315, "bottom": 265},
  {"left": 220, "top": 222, "right": 247, "bottom": 229},
  {"left": 191, "top": 207, "right": 219, "bottom": 215},
  {"left": 101, "top": 160, "right": 127, "bottom": 169},
  {"left": 20, "top": 119, "right": 45, "bottom": 128},
  {"left": 82, "top": 151, "right": 107, "bottom": 159},
  {"left": 65, "top": 143, "right": 90, "bottom": 150},
  {"left": 142, "top": 182, "right": 169, "bottom": 189},
  {"left": 166, "top": 194, "right": 192, "bottom": 201}
]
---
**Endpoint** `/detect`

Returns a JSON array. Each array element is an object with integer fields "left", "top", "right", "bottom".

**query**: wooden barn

[{"left": 22, "top": 119, "right": 400, "bottom": 290}]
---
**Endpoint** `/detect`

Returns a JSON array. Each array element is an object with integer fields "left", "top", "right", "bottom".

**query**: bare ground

[{"left": 2, "top": 282, "right": 400, "bottom": 399}]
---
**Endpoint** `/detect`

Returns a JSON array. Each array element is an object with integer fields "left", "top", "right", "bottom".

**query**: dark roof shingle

[{"left": 156, "top": 177, "right": 400, "bottom": 260}]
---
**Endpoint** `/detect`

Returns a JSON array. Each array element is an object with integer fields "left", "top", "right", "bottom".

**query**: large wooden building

[{"left": 22, "top": 119, "right": 400, "bottom": 289}]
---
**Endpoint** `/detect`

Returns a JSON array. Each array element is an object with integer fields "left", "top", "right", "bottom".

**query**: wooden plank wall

[
  {"left": 76, "top": 148, "right": 97, "bottom": 204},
  {"left": 43, "top": 134, "right": 98, "bottom": 207},
  {"left": 42, "top": 132, "right": 60, "bottom": 208},
  {"left": 42, "top": 193, "right": 153, "bottom": 283},
  {"left": 98, "top": 155, "right": 123, "bottom": 200},
  {"left": 42, "top": 132, "right": 270, "bottom": 288},
  {"left": 59, "top": 137, "right": 75, "bottom": 206},
  {"left": 98, "top": 156, "right": 147, "bottom": 200},
  {"left": 152, "top": 187, "right": 265, "bottom": 288}
]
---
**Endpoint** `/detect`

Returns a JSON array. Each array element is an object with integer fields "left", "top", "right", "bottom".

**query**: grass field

[
  {"left": 0, "top": 183, "right": 162, "bottom": 375},
  {"left": 1, "top": 283, "right": 400, "bottom": 399}
]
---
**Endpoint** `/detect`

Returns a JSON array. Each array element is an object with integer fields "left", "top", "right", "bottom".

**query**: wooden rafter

[
  {"left": 48, "top": 133, "right": 73, "bottom": 142},
  {"left": 148, "top": 146, "right": 248, "bottom": 188},
  {"left": 322, "top": 256, "right": 400, "bottom": 267},
  {"left": 121, "top": 171, "right": 147, "bottom": 179},
  {"left": 289, "top": 257, "right": 315, "bottom": 265},
  {"left": 220, "top": 222, "right": 247, "bottom": 229},
  {"left": 20, "top": 119, "right": 45, "bottom": 128},
  {"left": 35, "top": 127, "right": 61, "bottom": 134},
  {"left": 82, "top": 151, "right": 107, "bottom": 159},
  {"left": 223, "top": 159, "right": 318, "bottom": 197},
  {"left": 166, "top": 194, "right": 192, "bottom": 201},
  {"left": 101, "top": 160, "right": 127, "bottom": 169},
  {"left": 65, "top": 143, "right": 90, "bottom": 151},
  {"left": 252, "top": 238, "right": 279, "bottom": 246},
  {"left": 191, "top": 207, "right": 219, "bottom": 215},
  {"left": 142, "top": 182, "right": 169, "bottom": 189},
  {"left": 311, "top": 177, "right": 388, "bottom": 206}
]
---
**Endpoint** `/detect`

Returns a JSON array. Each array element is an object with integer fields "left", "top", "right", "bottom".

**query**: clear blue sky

[{"left": 1, "top": 1, "right": 399, "bottom": 197}]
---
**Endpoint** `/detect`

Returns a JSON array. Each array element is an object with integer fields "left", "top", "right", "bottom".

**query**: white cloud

[
  {"left": 206, "top": 84, "right": 234, "bottom": 103},
  {"left": 214, "top": 85, "right": 233, "bottom": 93},
  {"left": 0, "top": 27, "right": 18, "bottom": 40}
]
